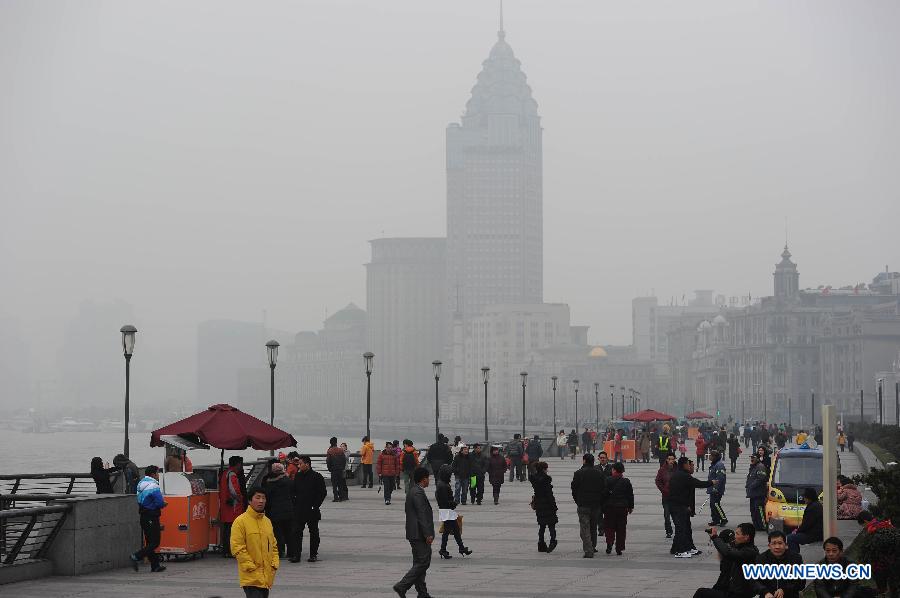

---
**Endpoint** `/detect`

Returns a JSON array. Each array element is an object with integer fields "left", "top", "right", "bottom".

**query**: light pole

[
  {"left": 482, "top": 367, "right": 490, "bottom": 443},
  {"left": 752, "top": 383, "right": 761, "bottom": 422},
  {"left": 620, "top": 386, "right": 625, "bottom": 418},
  {"left": 810, "top": 388, "right": 815, "bottom": 428},
  {"left": 788, "top": 393, "right": 792, "bottom": 427},
  {"left": 266, "top": 339, "right": 279, "bottom": 456},
  {"left": 609, "top": 384, "right": 615, "bottom": 420},
  {"left": 551, "top": 376, "right": 558, "bottom": 437},
  {"left": 573, "top": 380, "right": 580, "bottom": 430},
  {"left": 896, "top": 382, "right": 899, "bottom": 427},
  {"left": 859, "top": 389, "right": 864, "bottom": 424},
  {"left": 520, "top": 371, "right": 528, "bottom": 439},
  {"left": 120, "top": 325, "right": 137, "bottom": 460},
  {"left": 878, "top": 379, "right": 884, "bottom": 425},
  {"left": 363, "top": 352, "right": 374, "bottom": 441},
  {"left": 433, "top": 360, "right": 442, "bottom": 442},
  {"left": 594, "top": 382, "right": 600, "bottom": 432},
  {"left": 635, "top": 390, "right": 641, "bottom": 413}
]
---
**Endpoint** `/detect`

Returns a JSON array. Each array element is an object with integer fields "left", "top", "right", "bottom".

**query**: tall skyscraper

[
  {"left": 366, "top": 238, "right": 447, "bottom": 421},
  {"left": 446, "top": 26, "right": 543, "bottom": 318}
]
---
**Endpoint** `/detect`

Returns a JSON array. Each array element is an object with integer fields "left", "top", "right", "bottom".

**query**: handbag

[{"left": 470, "top": 475, "right": 477, "bottom": 489}]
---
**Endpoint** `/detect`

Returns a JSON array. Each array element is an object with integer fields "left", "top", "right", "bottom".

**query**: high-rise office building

[{"left": 446, "top": 27, "right": 543, "bottom": 318}]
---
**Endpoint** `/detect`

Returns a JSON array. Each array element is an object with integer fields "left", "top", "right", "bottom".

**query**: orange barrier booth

[
  {"left": 158, "top": 472, "right": 210, "bottom": 558},
  {"left": 687, "top": 427, "right": 699, "bottom": 440},
  {"left": 603, "top": 440, "right": 636, "bottom": 461}
]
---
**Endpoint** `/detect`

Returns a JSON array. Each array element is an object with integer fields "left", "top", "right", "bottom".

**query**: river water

[{"left": 0, "top": 430, "right": 401, "bottom": 473}]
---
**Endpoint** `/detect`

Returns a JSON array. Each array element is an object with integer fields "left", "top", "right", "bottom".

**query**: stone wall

[{"left": 47, "top": 494, "right": 140, "bottom": 576}]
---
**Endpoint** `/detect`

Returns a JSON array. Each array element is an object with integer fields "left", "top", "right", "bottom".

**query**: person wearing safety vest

[{"left": 657, "top": 434, "right": 672, "bottom": 465}]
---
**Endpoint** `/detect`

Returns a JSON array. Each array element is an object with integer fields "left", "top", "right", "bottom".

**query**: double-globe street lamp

[
  {"left": 620, "top": 386, "right": 626, "bottom": 418},
  {"left": 551, "top": 376, "right": 558, "bottom": 437},
  {"left": 482, "top": 367, "right": 490, "bottom": 443},
  {"left": 594, "top": 382, "right": 600, "bottom": 432},
  {"left": 520, "top": 371, "right": 528, "bottom": 439},
  {"left": 433, "top": 360, "right": 442, "bottom": 442},
  {"left": 609, "top": 384, "right": 615, "bottom": 420},
  {"left": 120, "top": 325, "right": 137, "bottom": 459},
  {"left": 364, "top": 352, "right": 374, "bottom": 441},
  {"left": 266, "top": 340, "right": 280, "bottom": 456}
]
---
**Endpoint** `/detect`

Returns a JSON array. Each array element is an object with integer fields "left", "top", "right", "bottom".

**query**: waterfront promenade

[{"left": 5, "top": 447, "right": 867, "bottom": 598}]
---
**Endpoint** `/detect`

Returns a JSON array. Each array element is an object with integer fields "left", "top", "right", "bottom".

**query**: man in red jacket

[
  {"left": 219, "top": 455, "right": 245, "bottom": 557},
  {"left": 377, "top": 441, "right": 401, "bottom": 506},
  {"left": 654, "top": 453, "right": 676, "bottom": 539}
]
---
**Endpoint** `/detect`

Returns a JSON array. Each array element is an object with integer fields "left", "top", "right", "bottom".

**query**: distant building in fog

[
  {"left": 197, "top": 319, "right": 265, "bottom": 412},
  {"left": 446, "top": 28, "right": 543, "bottom": 319},
  {"left": 666, "top": 247, "right": 900, "bottom": 423},
  {"left": 57, "top": 299, "right": 136, "bottom": 409},
  {"left": 366, "top": 238, "right": 446, "bottom": 421},
  {"left": 279, "top": 303, "right": 367, "bottom": 424}
]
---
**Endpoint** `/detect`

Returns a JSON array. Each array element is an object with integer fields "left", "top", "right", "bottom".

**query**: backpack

[{"left": 402, "top": 451, "right": 417, "bottom": 472}]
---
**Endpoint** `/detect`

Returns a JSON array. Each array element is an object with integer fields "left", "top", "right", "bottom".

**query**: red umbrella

[
  {"left": 685, "top": 410, "right": 714, "bottom": 419},
  {"left": 622, "top": 409, "right": 677, "bottom": 422},
  {"left": 150, "top": 403, "right": 297, "bottom": 450}
]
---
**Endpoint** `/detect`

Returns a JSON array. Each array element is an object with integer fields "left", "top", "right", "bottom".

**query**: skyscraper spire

[{"left": 499, "top": 0, "right": 505, "bottom": 39}]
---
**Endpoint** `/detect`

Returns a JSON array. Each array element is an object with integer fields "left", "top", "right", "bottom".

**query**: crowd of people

[{"left": 100, "top": 418, "right": 892, "bottom": 598}]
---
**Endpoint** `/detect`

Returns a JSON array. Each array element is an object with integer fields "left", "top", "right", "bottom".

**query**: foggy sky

[{"left": 2, "top": 1, "right": 899, "bottom": 408}]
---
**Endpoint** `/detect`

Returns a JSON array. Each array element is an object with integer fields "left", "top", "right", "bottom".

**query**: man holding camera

[{"left": 692, "top": 523, "right": 759, "bottom": 598}]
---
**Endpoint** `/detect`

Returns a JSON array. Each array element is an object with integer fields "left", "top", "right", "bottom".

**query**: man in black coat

[
  {"left": 451, "top": 445, "right": 472, "bottom": 505},
  {"left": 570, "top": 453, "right": 607, "bottom": 558},
  {"left": 669, "top": 457, "right": 715, "bottom": 558},
  {"left": 394, "top": 467, "right": 435, "bottom": 598},
  {"left": 787, "top": 487, "right": 823, "bottom": 554},
  {"left": 290, "top": 455, "right": 327, "bottom": 563},
  {"left": 469, "top": 444, "right": 488, "bottom": 505},
  {"left": 753, "top": 530, "right": 804, "bottom": 598},
  {"left": 426, "top": 435, "right": 452, "bottom": 479},
  {"left": 263, "top": 462, "right": 295, "bottom": 559},
  {"left": 692, "top": 523, "right": 760, "bottom": 598}
]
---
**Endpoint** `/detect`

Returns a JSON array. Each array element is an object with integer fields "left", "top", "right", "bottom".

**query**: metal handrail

[
  {"left": 0, "top": 473, "right": 103, "bottom": 496},
  {"left": 0, "top": 504, "right": 70, "bottom": 565}
]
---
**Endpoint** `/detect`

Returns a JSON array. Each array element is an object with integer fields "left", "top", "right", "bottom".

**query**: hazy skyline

[{"left": 2, "top": 1, "right": 898, "bottom": 407}]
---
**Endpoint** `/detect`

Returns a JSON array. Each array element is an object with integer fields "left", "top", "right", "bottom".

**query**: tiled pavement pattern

[{"left": 4, "top": 444, "right": 867, "bottom": 598}]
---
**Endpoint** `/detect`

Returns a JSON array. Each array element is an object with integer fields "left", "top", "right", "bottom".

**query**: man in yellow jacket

[
  {"left": 231, "top": 487, "right": 279, "bottom": 598},
  {"left": 360, "top": 436, "right": 375, "bottom": 488}
]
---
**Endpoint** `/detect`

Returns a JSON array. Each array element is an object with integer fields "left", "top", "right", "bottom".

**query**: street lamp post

[
  {"left": 788, "top": 393, "right": 792, "bottom": 427},
  {"left": 620, "top": 386, "right": 625, "bottom": 418},
  {"left": 810, "top": 389, "right": 815, "bottom": 428},
  {"left": 363, "top": 352, "right": 374, "bottom": 441},
  {"left": 609, "top": 384, "right": 615, "bottom": 420},
  {"left": 482, "top": 367, "right": 490, "bottom": 443},
  {"left": 573, "top": 380, "right": 579, "bottom": 430},
  {"left": 520, "top": 371, "right": 528, "bottom": 439},
  {"left": 594, "top": 382, "right": 600, "bottom": 433},
  {"left": 878, "top": 379, "right": 884, "bottom": 425},
  {"left": 120, "top": 325, "right": 137, "bottom": 459},
  {"left": 859, "top": 389, "right": 864, "bottom": 424},
  {"left": 266, "top": 340, "right": 279, "bottom": 456},
  {"left": 433, "top": 360, "right": 442, "bottom": 442},
  {"left": 551, "top": 376, "right": 558, "bottom": 437}
]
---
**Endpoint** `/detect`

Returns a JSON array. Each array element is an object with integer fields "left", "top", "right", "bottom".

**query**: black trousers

[
  {"left": 670, "top": 505, "right": 694, "bottom": 554},
  {"left": 135, "top": 511, "right": 161, "bottom": 569},
  {"left": 295, "top": 518, "right": 320, "bottom": 558},
  {"left": 221, "top": 522, "right": 232, "bottom": 555},
  {"left": 469, "top": 474, "right": 484, "bottom": 503},
  {"left": 710, "top": 495, "right": 727, "bottom": 525},
  {"left": 491, "top": 482, "right": 502, "bottom": 502},
  {"left": 362, "top": 463, "right": 374, "bottom": 487},
  {"left": 330, "top": 471, "right": 347, "bottom": 500},
  {"left": 729, "top": 457, "right": 738, "bottom": 472},
  {"left": 538, "top": 523, "right": 556, "bottom": 543},
  {"left": 271, "top": 517, "right": 293, "bottom": 558},
  {"left": 750, "top": 496, "right": 766, "bottom": 530},
  {"left": 396, "top": 539, "right": 431, "bottom": 596},
  {"left": 243, "top": 588, "right": 270, "bottom": 598},
  {"left": 692, "top": 589, "right": 728, "bottom": 598},
  {"left": 383, "top": 475, "right": 395, "bottom": 503},
  {"left": 440, "top": 518, "right": 464, "bottom": 552}
]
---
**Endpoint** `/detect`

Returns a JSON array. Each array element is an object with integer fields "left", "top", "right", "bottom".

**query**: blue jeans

[{"left": 454, "top": 476, "right": 468, "bottom": 504}]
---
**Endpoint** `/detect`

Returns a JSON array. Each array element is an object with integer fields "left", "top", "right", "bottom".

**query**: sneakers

[
  {"left": 690, "top": 548, "right": 702, "bottom": 556},
  {"left": 150, "top": 565, "right": 166, "bottom": 573},
  {"left": 129, "top": 553, "right": 139, "bottom": 572},
  {"left": 665, "top": 532, "right": 672, "bottom": 538},
  {"left": 385, "top": 500, "right": 391, "bottom": 505},
  {"left": 547, "top": 539, "right": 557, "bottom": 553},
  {"left": 674, "top": 551, "right": 693, "bottom": 558}
]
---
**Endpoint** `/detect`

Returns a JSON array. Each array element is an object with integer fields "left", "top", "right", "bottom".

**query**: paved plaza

[{"left": 4, "top": 446, "right": 867, "bottom": 598}]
